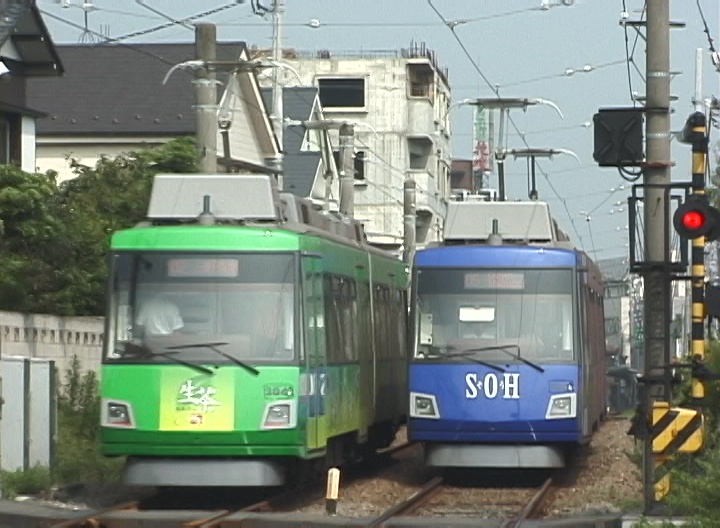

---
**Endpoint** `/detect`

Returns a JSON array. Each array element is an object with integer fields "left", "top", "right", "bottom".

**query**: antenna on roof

[{"left": 78, "top": 2, "right": 100, "bottom": 44}]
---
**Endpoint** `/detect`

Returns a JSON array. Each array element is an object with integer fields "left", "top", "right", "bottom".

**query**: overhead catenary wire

[
  {"left": 695, "top": 0, "right": 719, "bottom": 68},
  {"left": 42, "top": 0, "right": 639, "bottom": 252},
  {"left": 426, "top": 0, "right": 586, "bottom": 248},
  {"left": 41, "top": 3, "right": 242, "bottom": 49},
  {"left": 217, "top": 6, "right": 541, "bottom": 28}
]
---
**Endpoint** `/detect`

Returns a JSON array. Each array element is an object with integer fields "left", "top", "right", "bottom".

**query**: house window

[
  {"left": 407, "top": 137, "right": 432, "bottom": 170},
  {"left": 0, "top": 118, "right": 8, "bottom": 164},
  {"left": 407, "top": 63, "right": 434, "bottom": 100},
  {"left": 318, "top": 78, "right": 365, "bottom": 109},
  {"left": 333, "top": 150, "right": 366, "bottom": 181}
]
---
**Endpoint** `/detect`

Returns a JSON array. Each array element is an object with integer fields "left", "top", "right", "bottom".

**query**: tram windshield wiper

[
  {"left": 165, "top": 342, "right": 260, "bottom": 377},
  {"left": 448, "top": 344, "right": 545, "bottom": 373},
  {"left": 422, "top": 345, "right": 506, "bottom": 372},
  {"left": 120, "top": 342, "right": 215, "bottom": 376}
]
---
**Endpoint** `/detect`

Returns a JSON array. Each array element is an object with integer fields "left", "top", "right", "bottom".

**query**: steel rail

[
  {"left": 377, "top": 441, "right": 414, "bottom": 457},
  {"left": 501, "top": 476, "right": 554, "bottom": 528},
  {"left": 185, "top": 486, "right": 311, "bottom": 527},
  {"left": 365, "top": 476, "right": 444, "bottom": 527},
  {"left": 50, "top": 501, "right": 139, "bottom": 528}
]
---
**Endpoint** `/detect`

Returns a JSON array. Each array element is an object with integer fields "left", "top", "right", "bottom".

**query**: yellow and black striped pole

[{"left": 687, "top": 111, "right": 708, "bottom": 401}]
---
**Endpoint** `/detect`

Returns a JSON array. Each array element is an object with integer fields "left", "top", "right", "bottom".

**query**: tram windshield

[
  {"left": 105, "top": 252, "right": 297, "bottom": 365},
  {"left": 413, "top": 268, "right": 575, "bottom": 362}
]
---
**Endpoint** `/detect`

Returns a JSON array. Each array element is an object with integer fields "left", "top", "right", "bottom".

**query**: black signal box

[{"left": 593, "top": 108, "right": 644, "bottom": 167}]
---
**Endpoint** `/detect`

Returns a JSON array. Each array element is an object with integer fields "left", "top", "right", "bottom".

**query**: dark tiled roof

[
  {"left": 261, "top": 87, "right": 320, "bottom": 197},
  {"left": 26, "top": 42, "right": 246, "bottom": 136}
]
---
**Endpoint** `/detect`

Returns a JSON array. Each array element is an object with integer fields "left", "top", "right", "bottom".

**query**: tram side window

[
  {"left": 357, "top": 282, "right": 372, "bottom": 361},
  {"left": 323, "top": 275, "right": 358, "bottom": 362},
  {"left": 372, "top": 285, "right": 383, "bottom": 358},
  {"left": 395, "top": 288, "right": 408, "bottom": 359},
  {"left": 340, "top": 278, "right": 358, "bottom": 361},
  {"left": 388, "top": 288, "right": 403, "bottom": 359},
  {"left": 323, "top": 275, "right": 342, "bottom": 362},
  {"left": 374, "top": 285, "right": 393, "bottom": 359}
]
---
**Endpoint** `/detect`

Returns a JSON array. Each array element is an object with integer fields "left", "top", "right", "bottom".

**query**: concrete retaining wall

[{"left": 0, "top": 311, "right": 104, "bottom": 377}]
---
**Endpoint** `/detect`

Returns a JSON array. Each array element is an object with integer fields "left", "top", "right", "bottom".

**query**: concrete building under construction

[{"left": 255, "top": 42, "right": 452, "bottom": 253}]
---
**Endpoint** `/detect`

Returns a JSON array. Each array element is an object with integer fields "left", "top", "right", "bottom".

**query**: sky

[{"left": 35, "top": 0, "right": 720, "bottom": 262}]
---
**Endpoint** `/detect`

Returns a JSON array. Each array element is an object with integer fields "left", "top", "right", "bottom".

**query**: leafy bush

[
  {"left": 54, "top": 356, "right": 125, "bottom": 485},
  {"left": 659, "top": 340, "right": 720, "bottom": 524},
  {"left": 0, "top": 465, "right": 53, "bottom": 499}
]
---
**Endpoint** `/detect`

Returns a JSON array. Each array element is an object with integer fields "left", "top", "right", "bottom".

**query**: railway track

[
  {"left": 39, "top": 445, "right": 564, "bottom": 528},
  {"left": 47, "top": 489, "right": 302, "bottom": 528},
  {"left": 48, "top": 442, "right": 417, "bottom": 528},
  {"left": 363, "top": 473, "right": 555, "bottom": 527}
]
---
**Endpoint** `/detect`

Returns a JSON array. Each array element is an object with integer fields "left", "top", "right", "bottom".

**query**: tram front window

[
  {"left": 414, "top": 268, "right": 575, "bottom": 362},
  {"left": 106, "top": 253, "right": 297, "bottom": 364}
]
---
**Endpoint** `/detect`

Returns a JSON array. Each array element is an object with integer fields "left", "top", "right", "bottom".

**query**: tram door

[
  {"left": 302, "top": 255, "right": 327, "bottom": 450},
  {"left": 578, "top": 273, "right": 592, "bottom": 438}
]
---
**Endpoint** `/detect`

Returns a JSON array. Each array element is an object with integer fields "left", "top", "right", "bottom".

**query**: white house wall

[
  {"left": 36, "top": 138, "right": 171, "bottom": 182},
  {"left": 262, "top": 55, "right": 452, "bottom": 250},
  {"left": 20, "top": 116, "right": 35, "bottom": 173},
  {"left": 216, "top": 74, "right": 266, "bottom": 167}
]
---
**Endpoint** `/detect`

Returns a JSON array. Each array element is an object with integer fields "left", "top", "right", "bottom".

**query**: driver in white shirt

[{"left": 135, "top": 295, "right": 184, "bottom": 336}]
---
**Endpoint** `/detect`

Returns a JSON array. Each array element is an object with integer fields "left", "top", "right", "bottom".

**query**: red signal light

[
  {"left": 673, "top": 195, "right": 720, "bottom": 241},
  {"left": 682, "top": 210, "right": 705, "bottom": 231}
]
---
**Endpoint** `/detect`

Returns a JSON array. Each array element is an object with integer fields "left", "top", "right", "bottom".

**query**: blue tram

[{"left": 408, "top": 200, "right": 606, "bottom": 468}]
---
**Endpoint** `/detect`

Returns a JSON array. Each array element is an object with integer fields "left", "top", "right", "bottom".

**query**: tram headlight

[
  {"left": 410, "top": 392, "right": 440, "bottom": 419},
  {"left": 261, "top": 400, "right": 297, "bottom": 429},
  {"left": 545, "top": 393, "right": 577, "bottom": 419},
  {"left": 102, "top": 399, "right": 135, "bottom": 429}
]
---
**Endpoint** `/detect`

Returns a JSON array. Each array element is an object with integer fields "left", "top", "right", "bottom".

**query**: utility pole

[
  {"left": 338, "top": 123, "right": 355, "bottom": 217},
  {"left": 270, "top": 0, "right": 285, "bottom": 189},
  {"left": 194, "top": 23, "right": 217, "bottom": 174},
  {"left": 292, "top": 119, "right": 355, "bottom": 214},
  {"left": 403, "top": 179, "right": 417, "bottom": 265},
  {"left": 642, "top": 0, "right": 672, "bottom": 514}
]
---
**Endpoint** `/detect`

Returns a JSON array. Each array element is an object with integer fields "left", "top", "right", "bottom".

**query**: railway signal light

[{"left": 673, "top": 195, "right": 720, "bottom": 241}]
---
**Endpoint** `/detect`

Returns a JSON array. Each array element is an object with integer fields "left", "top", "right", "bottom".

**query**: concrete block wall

[{"left": 0, "top": 311, "right": 104, "bottom": 377}]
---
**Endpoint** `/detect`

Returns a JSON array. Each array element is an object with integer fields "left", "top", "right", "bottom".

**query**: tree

[
  {"left": 0, "top": 165, "right": 66, "bottom": 312},
  {"left": 54, "top": 137, "right": 200, "bottom": 315},
  {"left": 0, "top": 137, "right": 199, "bottom": 316}
]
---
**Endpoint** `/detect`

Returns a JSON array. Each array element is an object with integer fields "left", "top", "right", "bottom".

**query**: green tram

[{"left": 100, "top": 175, "right": 409, "bottom": 487}]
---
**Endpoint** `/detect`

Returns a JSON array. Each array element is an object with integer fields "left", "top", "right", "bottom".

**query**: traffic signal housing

[{"left": 673, "top": 195, "right": 720, "bottom": 241}]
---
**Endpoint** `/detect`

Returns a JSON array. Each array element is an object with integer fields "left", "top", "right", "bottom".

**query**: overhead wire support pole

[
  {"left": 642, "top": 0, "right": 672, "bottom": 514},
  {"left": 461, "top": 98, "right": 563, "bottom": 202},
  {"left": 404, "top": 179, "right": 417, "bottom": 265},
  {"left": 270, "top": 0, "right": 285, "bottom": 189},
  {"left": 505, "top": 148, "right": 581, "bottom": 201},
  {"left": 194, "top": 23, "right": 218, "bottom": 174},
  {"left": 338, "top": 123, "right": 355, "bottom": 217}
]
